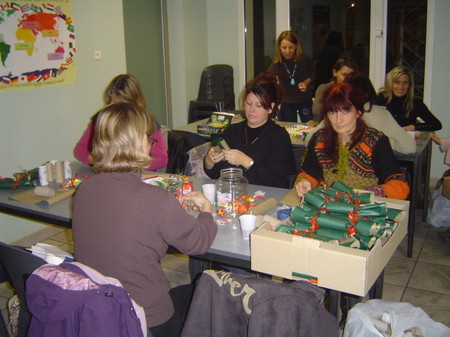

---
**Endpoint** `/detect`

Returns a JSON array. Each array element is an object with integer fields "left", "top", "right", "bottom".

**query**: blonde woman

[
  {"left": 72, "top": 102, "right": 217, "bottom": 337},
  {"left": 74, "top": 74, "right": 168, "bottom": 170},
  {"left": 267, "top": 31, "right": 316, "bottom": 122},
  {"left": 377, "top": 66, "right": 442, "bottom": 131}
]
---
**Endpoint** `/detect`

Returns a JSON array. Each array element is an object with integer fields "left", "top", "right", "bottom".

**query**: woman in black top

[
  {"left": 376, "top": 65, "right": 442, "bottom": 131},
  {"left": 204, "top": 72, "right": 297, "bottom": 188}
]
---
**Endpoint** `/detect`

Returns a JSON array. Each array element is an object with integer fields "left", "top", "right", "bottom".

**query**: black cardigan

[{"left": 204, "top": 119, "right": 297, "bottom": 188}]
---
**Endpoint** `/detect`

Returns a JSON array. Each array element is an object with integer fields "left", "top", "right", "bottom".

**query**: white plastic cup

[
  {"left": 202, "top": 184, "right": 216, "bottom": 204},
  {"left": 239, "top": 214, "right": 257, "bottom": 240}
]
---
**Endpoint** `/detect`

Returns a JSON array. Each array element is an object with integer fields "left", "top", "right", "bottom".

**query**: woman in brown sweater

[{"left": 72, "top": 102, "right": 217, "bottom": 337}]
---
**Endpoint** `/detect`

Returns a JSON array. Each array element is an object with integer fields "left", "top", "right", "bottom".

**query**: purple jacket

[{"left": 25, "top": 263, "right": 144, "bottom": 337}]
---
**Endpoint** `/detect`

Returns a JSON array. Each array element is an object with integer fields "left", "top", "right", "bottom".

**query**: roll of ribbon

[
  {"left": 45, "top": 162, "right": 54, "bottom": 182},
  {"left": 38, "top": 166, "right": 48, "bottom": 186},
  {"left": 54, "top": 161, "right": 64, "bottom": 183},
  {"left": 34, "top": 186, "right": 55, "bottom": 197},
  {"left": 63, "top": 160, "right": 72, "bottom": 180}
]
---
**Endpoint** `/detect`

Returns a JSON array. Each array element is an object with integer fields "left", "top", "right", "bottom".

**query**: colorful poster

[{"left": 0, "top": 0, "right": 76, "bottom": 93}]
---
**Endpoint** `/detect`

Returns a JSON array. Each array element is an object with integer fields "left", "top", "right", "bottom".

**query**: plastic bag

[
  {"left": 343, "top": 299, "right": 450, "bottom": 337},
  {"left": 427, "top": 189, "right": 450, "bottom": 228}
]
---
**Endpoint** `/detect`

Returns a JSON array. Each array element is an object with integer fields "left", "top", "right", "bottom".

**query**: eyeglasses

[{"left": 147, "top": 134, "right": 158, "bottom": 147}]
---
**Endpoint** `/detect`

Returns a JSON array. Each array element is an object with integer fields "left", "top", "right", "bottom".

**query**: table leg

[
  {"left": 422, "top": 141, "right": 432, "bottom": 222},
  {"left": 407, "top": 158, "right": 419, "bottom": 258},
  {"left": 328, "top": 290, "right": 340, "bottom": 318}
]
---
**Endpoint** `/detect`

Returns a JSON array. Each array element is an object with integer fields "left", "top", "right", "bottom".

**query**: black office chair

[
  {"left": 0, "top": 242, "right": 46, "bottom": 337},
  {"left": 166, "top": 131, "right": 207, "bottom": 175},
  {"left": 188, "top": 64, "right": 235, "bottom": 123}
]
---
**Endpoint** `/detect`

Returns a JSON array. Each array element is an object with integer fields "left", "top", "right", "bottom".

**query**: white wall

[
  {"left": 429, "top": 0, "right": 450, "bottom": 180},
  {"left": 167, "top": 0, "right": 245, "bottom": 128},
  {"left": 0, "top": 0, "right": 127, "bottom": 243}
]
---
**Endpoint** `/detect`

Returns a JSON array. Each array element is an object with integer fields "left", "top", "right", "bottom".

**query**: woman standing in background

[{"left": 267, "top": 31, "right": 316, "bottom": 123}]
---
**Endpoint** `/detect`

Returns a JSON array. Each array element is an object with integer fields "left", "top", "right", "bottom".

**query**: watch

[{"left": 247, "top": 160, "right": 254, "bottom": 169}]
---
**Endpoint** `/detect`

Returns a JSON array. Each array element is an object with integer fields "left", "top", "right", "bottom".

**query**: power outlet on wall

[{"left": 94, "top": 51, "right": 102, "bottom": 61}]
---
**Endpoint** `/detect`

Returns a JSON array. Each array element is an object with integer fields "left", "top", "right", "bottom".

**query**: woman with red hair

[{"left": 295, "top": 82, "right": 409, "bottom": 200}]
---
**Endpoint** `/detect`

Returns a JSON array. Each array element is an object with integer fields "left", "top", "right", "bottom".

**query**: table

[
  {"left": 0, "top": 161, "right": 383, "bottom": 318},
  {"left": 175, "top": 120, "right": 432, "bottom": 258}
]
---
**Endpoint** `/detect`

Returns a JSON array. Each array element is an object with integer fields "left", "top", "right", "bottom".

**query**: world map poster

[{"left": 0, "top": 0, "right": 76, "bottom": 93}]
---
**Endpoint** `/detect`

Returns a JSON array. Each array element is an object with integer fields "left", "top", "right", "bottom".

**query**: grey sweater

[{"left": 72, "top": 171, "right": 217, "bottom": 327}]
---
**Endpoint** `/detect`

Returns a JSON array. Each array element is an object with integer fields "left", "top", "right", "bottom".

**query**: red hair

[{"left": 322, "top": 82, "right": 367, "bottom": 161}]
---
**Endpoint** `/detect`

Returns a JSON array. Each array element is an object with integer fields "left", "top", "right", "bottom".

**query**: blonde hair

[
  {"left": 379, "top": 65, "right": 414, "bottom": 117},
  {"left": 104, "top": 74, "right": 147, "bottom": 109},
  {"left": 92, "top": 102, "right": 156, "bottom": 173},
  {"left": 272, "top": 31, "right": 302, "bottom": 63}
]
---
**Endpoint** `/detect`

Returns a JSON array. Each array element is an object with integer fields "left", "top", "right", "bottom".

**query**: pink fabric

[
  {"left": 74, "top": 121, "right": 168, "bottom": 170},
  {"left": 34, "top": 264, "right": 99, "bottom": 291}
]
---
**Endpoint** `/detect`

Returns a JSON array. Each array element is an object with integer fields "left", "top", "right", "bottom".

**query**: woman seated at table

[
  {"left": 74, "top": 74, "right": 168, "bottom": 170},
  {"left": 376, "top": 65, "right": 442, "bottom": 132},
  {"left": 295, "top": 82, "right": 409, "bottom": 200},
  {"left": 204, "top": 72, "right": 297, "bottom": 189},
  {"left": 312, "top": 56, "right": 358, "bottom": 123},
  {"left": 306, "top": 72, "right": 417, "bottom": 154},
  {"left": 72, "top": 102, "right": 217, "bottom": 337}
]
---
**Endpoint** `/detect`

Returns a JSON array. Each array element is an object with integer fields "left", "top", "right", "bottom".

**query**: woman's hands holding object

[
  {"left": 295, "top": 178, "right": 312, "bottom": 197},
  {"left": 181, "top": 191, "right": 212, "bottom": 213},
  {"left": 222, "top": 149, "right": 252, "bottom": 169}
]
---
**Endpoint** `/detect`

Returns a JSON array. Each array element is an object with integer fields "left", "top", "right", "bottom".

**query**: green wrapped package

[
  {"left": 331, "top": 181, "right": 353, "bottom": 193},
  {"left": 358, "top": 203, "right": 387, "bottom": 217},
  {"left": 352, "top": 192, "right": 374, "bottom": 204},
  {"left": 316, "top": 227, "right": 347, "bottom": 240},
  {"left": 0, "top": 167, "right": 39, "bottom": 190},
  {"left": 325, "top": 201, "right": 355, "bottom": 214},
  {"left": 294, "top": 223, "right": 311, "bottom": 232},
  {"left": 275, "top": 225, "right": 294, "bottom": 234},
  {"left": 355, "top": 220, "right": 380, "bottom": 236},
  {"left": 290, "top": 206, "right": 315, "bottom": 224},
  {"left": 316, "top": 214, "right": 349, "bottom": 231},
  {"left": 357, "top": 235, "right": 377, "bottom": 250},
  {"left": 387, "top": 208, "right": 405, "bottom": 222},
  {"left": 304, "top": 192, "right": 326, "bottom": 207}
]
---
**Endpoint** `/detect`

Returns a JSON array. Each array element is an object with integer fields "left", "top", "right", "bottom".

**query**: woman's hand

[
  {"left": 204, "top": 147, "right": 225, "bottom": 169},
  {"left": 222, "top": 149, "right": 252, "bottom": 169},
  {"left": 298, "top": 78, "right": 311, "bottom": 93},
  {"left": 295, "top": 178, "right": 312, "bottom": 197},
  {"left": 181, "top": 191, "right": 212, "bottom": 213},
  {"left": 402, "top": 125, "right": 415, "bottom": 132},
  {"left": 429, "top": 133, "right": 441, "bottom": 145}
]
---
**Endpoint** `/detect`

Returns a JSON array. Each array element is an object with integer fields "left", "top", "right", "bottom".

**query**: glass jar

[{"left": 215, "top": 168, "right": 249, "bottom": 217}]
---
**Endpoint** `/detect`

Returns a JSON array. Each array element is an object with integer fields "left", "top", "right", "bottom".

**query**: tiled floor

[{"left": 1, "top": 209, "right": 449, "bottom": 335}]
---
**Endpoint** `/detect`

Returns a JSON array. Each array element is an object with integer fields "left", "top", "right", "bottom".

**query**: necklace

[
  {"left": 283, "top": 62, "right": 297, "bottom": 85},
  {"left": 244, "top": 126, "right": 258, "bottom": 144}
]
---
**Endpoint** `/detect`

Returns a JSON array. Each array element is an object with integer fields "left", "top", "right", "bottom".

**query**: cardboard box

[{"left": 250, "top": 196, "right": 409, "bottom": 297}]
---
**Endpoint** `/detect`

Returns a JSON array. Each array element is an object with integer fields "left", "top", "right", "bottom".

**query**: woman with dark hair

[
  {"left": 204, "top": 72, "right": 297, "bottom": 188},
  {"left": 295, "top": 82, "right": 409, "bottom": 199},
  {"left": 267, "top": 31, "right": 316, "bottom": 122},
  {"left": 377, "top": 65, "right": 442, "bottom": 131},
  {"left": 312, "top": 56, "right": 358, "bottom": 122}
]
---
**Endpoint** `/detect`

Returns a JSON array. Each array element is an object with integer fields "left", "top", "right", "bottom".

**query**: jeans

[{"left": 280, "top": 101, "right": 313, "bottom": 123}]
